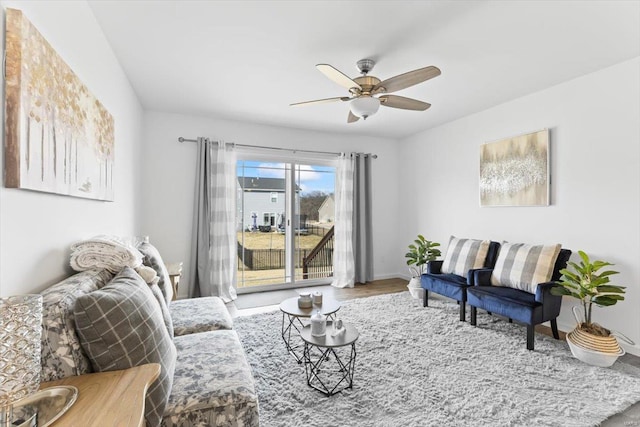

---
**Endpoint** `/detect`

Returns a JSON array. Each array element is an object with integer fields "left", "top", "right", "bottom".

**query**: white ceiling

[{"left": 88, "top": 1, "right": 640, "bottom": 139}]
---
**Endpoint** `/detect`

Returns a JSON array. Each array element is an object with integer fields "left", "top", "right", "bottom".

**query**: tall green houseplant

[
  {"left": 551, "top": 250, "right": 625, "bottom": 336},
  {"left": 405, "top": 235, "right": 441, "bottom": 277}
]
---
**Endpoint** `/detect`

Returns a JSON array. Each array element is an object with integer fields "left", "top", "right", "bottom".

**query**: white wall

[
  {"left": 399, "top": 58, "right": 640, "bottom": 353},
  {"left": 0, "top": 1, "right": 143, "bottom": 296},
  {"left": 141, "top": 112, "right": 402, "bottom": 297}
]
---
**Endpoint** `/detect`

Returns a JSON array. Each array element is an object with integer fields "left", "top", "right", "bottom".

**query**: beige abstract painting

[
  {"left": 480, "top": 129, "right": 549, "bottom": 207},
  {"left": 4, "top": 8, "right": 115, "bottom": 201}
]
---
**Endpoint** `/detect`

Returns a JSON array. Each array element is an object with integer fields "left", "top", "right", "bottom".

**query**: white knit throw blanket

[{"left": 70, "top": 235, "right": 143, "bottom": 273}]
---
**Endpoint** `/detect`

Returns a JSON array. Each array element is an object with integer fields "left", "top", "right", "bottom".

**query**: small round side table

[
  {"left": 300, "top": 322, "right": 359, "bottom": 396},
  {"left": 279, "top": 297, "right": 340, "bottom": 363}
]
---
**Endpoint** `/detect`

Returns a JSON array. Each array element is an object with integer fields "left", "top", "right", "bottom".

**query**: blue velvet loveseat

[
  {"left": 467, "top": 245, "right": 572, "bottom": 350},
  {"left": 421, "top": 237, "right": 501, "bottom": 321}
]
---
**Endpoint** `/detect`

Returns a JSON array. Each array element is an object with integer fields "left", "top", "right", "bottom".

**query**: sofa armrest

[
  {"left": 473, "top": 269, "right": 493, "bottom": 286},
  {"left": 427, "top": 260, "right": 443, "bottom": 274},
  {"left": 536, "top": 281, "right": 564, "bottom": 321},
  {"left": 535, "top": 282, "right": 562, "bottom": 304},
  {"left": 467, "top": 268, "right": 485, "bottom": 286}
]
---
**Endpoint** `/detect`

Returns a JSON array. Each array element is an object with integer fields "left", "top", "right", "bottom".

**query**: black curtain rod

[{"left": 177, "top": 137, "right": 377, "bottom": 159}]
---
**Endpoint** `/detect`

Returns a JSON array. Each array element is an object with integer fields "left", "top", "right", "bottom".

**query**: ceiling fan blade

[
  {"left": 347, "top": 111, "right": 360, "bottom": 123},
  {"left": 379, "top": 95, "right": 431, "bottom": 111},
  {"left": 290, "top": 96, "right": 350, "bottom": 107},
  {"left": 373, "top": 66, "right": 441, "bottom": 94},
  {"left": 317, "top": 64, "right": 362, "bottom": 90}
]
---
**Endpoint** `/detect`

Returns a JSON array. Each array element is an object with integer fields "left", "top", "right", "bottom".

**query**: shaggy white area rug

[{"left": 234, "top": 292, "right": 640, "bottom": 427}]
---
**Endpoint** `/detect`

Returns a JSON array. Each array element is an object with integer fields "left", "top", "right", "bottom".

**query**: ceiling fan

[{"left": 291, "top": 59, "right": 441, "bottom": 123}]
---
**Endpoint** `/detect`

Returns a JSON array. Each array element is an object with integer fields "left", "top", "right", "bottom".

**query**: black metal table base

[
  {"left": 281, "top": 312, "right": 336, "bottom": 363},
  {"left": 281, "top": 313, "right": 307, "bottom": 363},
  {"left": 303, "top": 341, "right": 356, "bottom": 396}
]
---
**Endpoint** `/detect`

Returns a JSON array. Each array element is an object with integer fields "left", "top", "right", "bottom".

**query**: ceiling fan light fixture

[{"left": 350, "top": 96, "right": 380, "bottom": 120}]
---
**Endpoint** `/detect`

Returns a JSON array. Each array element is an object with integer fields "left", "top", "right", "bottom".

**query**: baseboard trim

[{"left": 374, "top": 273, "right": 407, "bottom": 281}]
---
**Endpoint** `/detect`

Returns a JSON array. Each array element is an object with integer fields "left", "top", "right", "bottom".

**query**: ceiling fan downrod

[{"left": 356, "top": 59, "right": 375, "bottom": 75}]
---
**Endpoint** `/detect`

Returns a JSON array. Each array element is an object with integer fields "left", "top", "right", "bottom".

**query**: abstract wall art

[
  {"left": 479, "top": 129, "right": 549, "bottom": 207},
  {"left": 4, "top": 8, "right": 115, "bottom": 201}
]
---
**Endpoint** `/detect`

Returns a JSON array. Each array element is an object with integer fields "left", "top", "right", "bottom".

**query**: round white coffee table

[
  {"left": 300, "top": 322, "right": 359, "bottom": 396},
  {"left": 279, "top": 296, "right": 340, "bottom": 363}
]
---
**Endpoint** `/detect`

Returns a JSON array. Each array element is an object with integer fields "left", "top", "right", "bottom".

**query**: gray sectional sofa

[{"left": 40, "top": 266, "right": 259, "bottom": 426}]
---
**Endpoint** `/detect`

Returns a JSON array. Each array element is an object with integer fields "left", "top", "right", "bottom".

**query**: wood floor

[
  {"left": 227, "top": 277, "right": 640, "bottom": 426},
  {"left": 227, "top": 278, "right": 407, "bottom": 318}
]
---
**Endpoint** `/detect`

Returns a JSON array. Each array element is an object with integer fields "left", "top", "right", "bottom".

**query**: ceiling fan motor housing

[{"left": 352, "top": 75, "right": 382, "bottom": 95}]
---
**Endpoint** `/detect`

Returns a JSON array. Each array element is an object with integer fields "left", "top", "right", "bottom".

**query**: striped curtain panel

[
  {"left": 331, "top": 153, "right": 374, "bottom": 288},
  {"left": 331, "top": 154, "right": 355, "bottom": 288},
  {"left": 188, "top": 138, "right": 238, "bottom": 302}
]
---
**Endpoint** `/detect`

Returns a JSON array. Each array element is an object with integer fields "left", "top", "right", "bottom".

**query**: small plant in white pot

[
  {"left": 405, "top": 235, "right": 441, "bottom": 299},
  {"left": 551, "top": 250, "right": 632, "bottom": 366}
]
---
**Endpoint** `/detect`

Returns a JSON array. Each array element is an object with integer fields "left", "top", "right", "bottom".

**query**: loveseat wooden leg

[
  {"left": 460, "top": 302, "right": 466, "bottom": 322},
  {"left": 526, "top": 325, "right": 534, "bottom": 350},
  {"left": 551, "top": 319, "right": 560, "bottom": 339},
  {"left": 470, "top": 307, "right": 477, "bottom": 326},
  {"left": 508, "top": 318, "right": 512, "bottom": 323},
  {"left": 423, "top": 290, "right": 429, "bottom": 307}
]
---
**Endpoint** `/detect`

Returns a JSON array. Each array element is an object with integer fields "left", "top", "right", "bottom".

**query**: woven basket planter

[
  {"left": 566, "top": 306, "right": 627, "bottom": 367},
  {"left": 407, "top": 277, "right": 424, "bottom": 300},
  {"left": 567, "top": 327, "right": 624, "bottom": 367},
  {"left": 567, "top": 327, "right": 621, "bottom": 354}
]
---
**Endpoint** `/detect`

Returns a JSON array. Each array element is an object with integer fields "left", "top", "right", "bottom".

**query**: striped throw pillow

[
  {"left": 441, "top": 236, "right": 491, "bottom": 277},
  {"left": 490, "top": 242, "right": 561, "bottom": 293}
]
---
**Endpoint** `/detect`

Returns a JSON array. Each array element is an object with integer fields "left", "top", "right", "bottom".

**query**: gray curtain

[
  {"left": 189, "top": 137, "right": 211, "bottom": 298},
  {"left": 352, "top": 153, "right": 374, "bottom": 283},
  {"left": 188, "top": 138, "right": 237, "bottom": 302}
]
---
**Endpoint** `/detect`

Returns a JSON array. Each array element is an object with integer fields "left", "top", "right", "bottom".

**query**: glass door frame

[{"left": 236, "top": 150, "right": 337, "bottom": 294}]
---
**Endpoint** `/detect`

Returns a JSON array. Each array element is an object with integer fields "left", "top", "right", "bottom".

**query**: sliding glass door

[{"left": 236, "top": 156, "right": 335, "bottom": 292}]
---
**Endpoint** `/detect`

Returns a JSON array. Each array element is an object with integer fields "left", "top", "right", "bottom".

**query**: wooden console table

[
  {"left": 39, "top": 363, "right": 160, "bottom": 426},
  {"left": 167, "top": 262, "right": 183, "bottom": 301}
]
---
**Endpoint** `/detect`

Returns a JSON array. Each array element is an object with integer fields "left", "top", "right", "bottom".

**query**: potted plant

[
  {"left": 405, "top": 235, "right": 441, "bottom": 299},
  {"left": 551, "top": 250, "right": 630, "bottom": 366}
]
